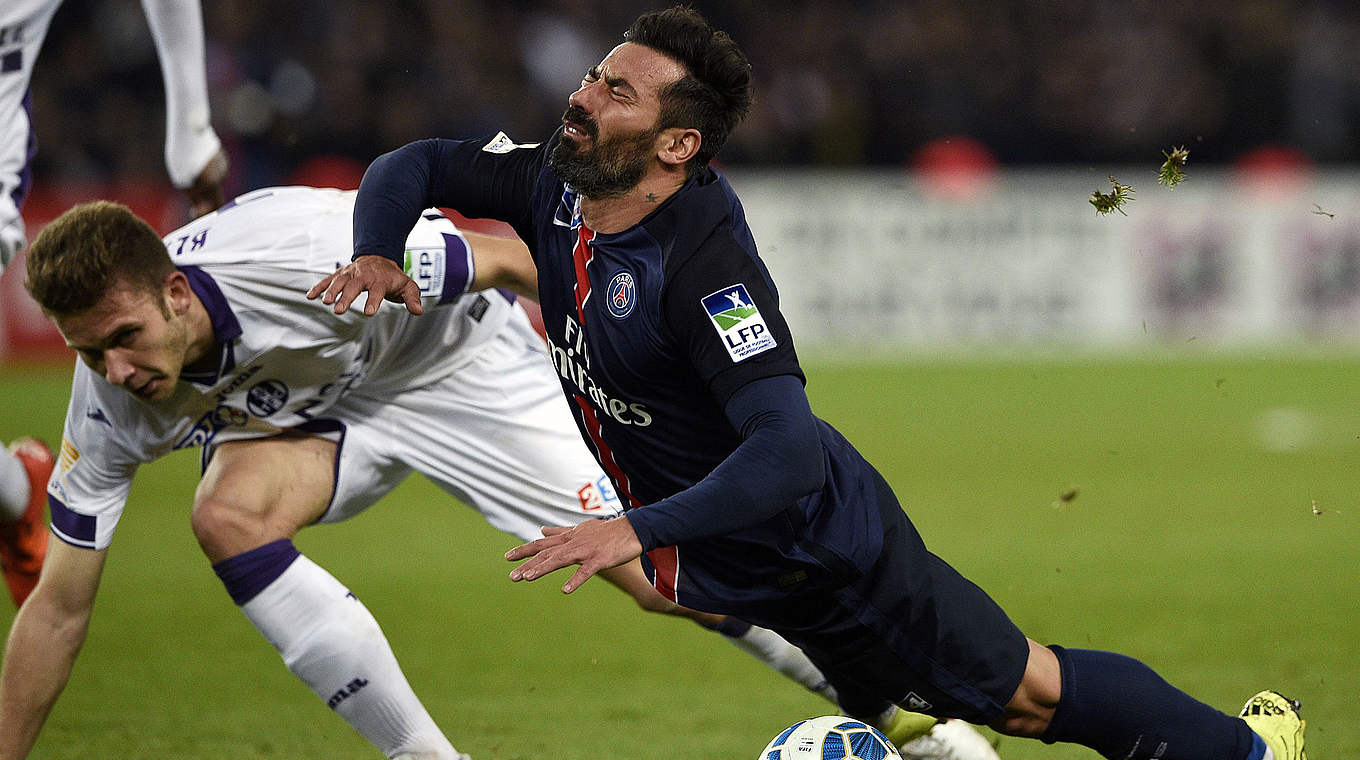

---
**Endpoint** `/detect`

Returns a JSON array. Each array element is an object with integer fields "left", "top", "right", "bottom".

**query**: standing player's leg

[
  {"left": 192, "top": 432, "right": 467, "bottom": 760},
  {"left": 0, "top": 439, "right": 55, "bottom": 607}
]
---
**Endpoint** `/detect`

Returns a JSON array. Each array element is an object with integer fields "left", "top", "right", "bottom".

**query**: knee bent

[{"left": 190, "top": 495, "right": 272, "bottom": 557}]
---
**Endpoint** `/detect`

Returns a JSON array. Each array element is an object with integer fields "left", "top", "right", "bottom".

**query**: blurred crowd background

[{"left": 27, "top": 0, "right": 1360, "bottom": 198}]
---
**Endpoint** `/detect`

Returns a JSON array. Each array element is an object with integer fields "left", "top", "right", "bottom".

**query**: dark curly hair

[{"left": 624, "top": 6, "right": 752, "bottom": 173}]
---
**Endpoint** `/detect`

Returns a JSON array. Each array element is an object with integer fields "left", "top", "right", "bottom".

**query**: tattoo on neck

[{"left": 646, "top": 193, "right": 659, "bottom": 203}]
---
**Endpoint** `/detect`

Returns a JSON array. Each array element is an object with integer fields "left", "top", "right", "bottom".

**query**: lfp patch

[
  {"left": 607, "top": 270, "right": 637, "bottom": 318},
  {"left": 701, "top": 284, "right": 777, "bottom": 362}
]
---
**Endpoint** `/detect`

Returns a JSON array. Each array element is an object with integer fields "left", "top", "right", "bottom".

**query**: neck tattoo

[{"left": 646, "top": 192, "right": 659, "bottom": 203}]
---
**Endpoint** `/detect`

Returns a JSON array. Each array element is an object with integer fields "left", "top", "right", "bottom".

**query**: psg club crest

[{"left": 607, "top": 270, "right": 637, "bottom": 319}]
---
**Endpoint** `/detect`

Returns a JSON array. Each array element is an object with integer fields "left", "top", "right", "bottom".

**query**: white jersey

[{"left": 49, "top": 186, "right": 521, "bottom": 549}]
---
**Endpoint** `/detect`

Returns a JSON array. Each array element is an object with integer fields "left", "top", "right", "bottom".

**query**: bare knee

[
  {"left": 191, "top": 494, "right": 277, "bottom": 563},
  {"left": 990, "top": 638, "right": 1062, "bottom": 738},
  {"left": 191, "top": 435, "right": 335, "bottom": 563}
]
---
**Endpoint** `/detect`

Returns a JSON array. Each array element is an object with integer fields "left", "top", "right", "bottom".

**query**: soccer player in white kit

[
  {"left": 1, "top": 186, "right": 862, "bottom": 760},
  {"left": 0, "top": 0, "right": 228, "bottom": 607}
]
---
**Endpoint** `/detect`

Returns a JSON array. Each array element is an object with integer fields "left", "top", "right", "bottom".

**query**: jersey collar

[{"left": 178, "top": 266, "right": 242, "bottom": 385}]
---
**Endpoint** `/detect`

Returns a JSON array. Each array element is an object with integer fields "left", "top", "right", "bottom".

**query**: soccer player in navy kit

[{"left": 311, "top": 7, "right": 1307, "bottom": 760}]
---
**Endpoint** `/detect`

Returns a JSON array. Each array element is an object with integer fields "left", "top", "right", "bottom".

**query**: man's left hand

[{"left": 506, "top": 517, "right": 643, "bottom": 594}]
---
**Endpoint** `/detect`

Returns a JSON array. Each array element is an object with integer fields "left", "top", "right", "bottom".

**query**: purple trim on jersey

[
  {"left": 495, "top": 288, "right": 517, "bottom": 304},
  {"left": 217, "top": 189, "right": 273, "bottom": 215},
  {"left": 211, "top": 538, "right": 301, "bottom": 606},
  {"left": 180, "top": 266, "right": 243, "bottom": 343},
  {"left": 439, "top": 231, "right": 471, "bottom": 305},
  {"left": 11, "top": 89, "right": 36, "bottom": 211},
  {"left": 178, "top": 265, "right": 243, "bottom": 385},
  {"left": 48, "top": 495, "right": 97, "bottom": 548}
]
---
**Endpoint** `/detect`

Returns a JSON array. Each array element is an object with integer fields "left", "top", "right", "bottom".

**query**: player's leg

[
  {"left": 1007, "top": 642, "right": 1292, "bottom": 760},
  {"left": 193, "top": 431, "right": 466, "bottom": 760},
  {"left": 0, "top": 438, "right": 55, "bottom": 607},
  {"left": 755, "top": 467, "right": 1293, "bottom": 760},
  {"left": 378, "top": 310, "right": 851, "bottom": 691},
  {"left": 367, "top": 307, "right": 995, "bottom": 756},
  {"left": 594, "top": 558, "right": 838, "bottom": 698}
]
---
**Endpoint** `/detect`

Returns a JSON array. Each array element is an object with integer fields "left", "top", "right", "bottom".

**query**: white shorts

[{"left": 309, "top": 305, "right": 621, "bottom": 542}]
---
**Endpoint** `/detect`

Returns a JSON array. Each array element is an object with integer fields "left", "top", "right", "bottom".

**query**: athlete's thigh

[
  {"left": 195, "top": 432, "right": 339, "bottom": 557},
  {"left": 734, "top": 474, "right": 1029, "bottom": 725},
  {"left": 348, "top": 313, "right": 619, "bottom": 542}
]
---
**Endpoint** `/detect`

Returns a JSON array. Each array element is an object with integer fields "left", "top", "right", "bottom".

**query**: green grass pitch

[{"left": 1, "top": 355, "right": 1355, "bottom": 759}]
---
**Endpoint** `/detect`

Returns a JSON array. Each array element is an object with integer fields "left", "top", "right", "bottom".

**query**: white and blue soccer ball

[{"left": 757, "top": 715, "right": 902, "bottom": 760}]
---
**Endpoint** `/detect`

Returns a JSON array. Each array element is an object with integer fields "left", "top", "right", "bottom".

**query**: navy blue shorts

[{"left": 733, "top": 468, "right": 1030, "bottom": 724}]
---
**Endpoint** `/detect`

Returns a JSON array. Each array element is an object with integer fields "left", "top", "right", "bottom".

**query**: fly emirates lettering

[{"left": 546, "top": 316, "right": 653, "bottom": 427}]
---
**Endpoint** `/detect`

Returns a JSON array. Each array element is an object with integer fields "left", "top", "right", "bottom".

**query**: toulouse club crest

[{"left": 607, "top": 270, "right": 637, "bottom": 319}]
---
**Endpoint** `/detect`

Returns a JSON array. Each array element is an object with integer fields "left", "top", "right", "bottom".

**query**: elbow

[
  {"left": 785, "top": 440, "right": 825, "bottom": 500},
  {"left": 799, "top": 452, "right": 826, "bottom": 498}
]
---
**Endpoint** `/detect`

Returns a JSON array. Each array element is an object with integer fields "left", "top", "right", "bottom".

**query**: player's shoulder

[
  {"left": 649, "top": 169, "right": 754, "bottom": 275},
  {"left": 163, "top": 186, "right": 352, "bottom": 270},
  {"left": 190, "top": 186, "right": 353, "bottom": 236}
]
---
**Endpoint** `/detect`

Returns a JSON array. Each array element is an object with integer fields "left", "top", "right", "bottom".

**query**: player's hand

[
  {"left": 184, "top": 148, "right": 229, "bottom": 219},
  {"left": 506, "top": 518, "right": 643, "bottom": 594},
  {"left": 306, "top": 255, "right": 424, "bottom": 316}
]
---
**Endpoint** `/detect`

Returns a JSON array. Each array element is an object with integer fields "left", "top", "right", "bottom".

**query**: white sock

[
  {"left": 240, "top": 555, "right": 464, "bottom": 759},
  {"left": 724, "top": 624, "right": 839, "bottom": 704},
  {"left": 0, "top": 447, "right": 31, "bottom": 522}
]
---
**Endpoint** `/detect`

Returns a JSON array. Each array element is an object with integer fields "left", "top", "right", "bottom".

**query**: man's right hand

[{"left": 306, "top": 255, "right": 424, "bottom": 316}]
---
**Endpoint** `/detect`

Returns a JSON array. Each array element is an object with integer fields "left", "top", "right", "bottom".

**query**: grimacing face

[
  {"left": 55, "top": 278, "right": 192, "bottom": 403},
  {"left": 549, "top": 42, "right": 687, "bottom": 199}
]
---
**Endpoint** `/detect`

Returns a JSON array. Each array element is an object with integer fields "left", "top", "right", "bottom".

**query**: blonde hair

[{"left": 25, "top": 201, "right": 173, "bottom": 316}]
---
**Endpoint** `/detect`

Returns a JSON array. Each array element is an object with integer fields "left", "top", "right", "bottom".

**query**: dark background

[{"left": 28, "top": 0, "right": 1360, "bottom": 198}]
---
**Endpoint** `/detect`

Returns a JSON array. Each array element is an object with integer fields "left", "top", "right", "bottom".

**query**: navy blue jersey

[{"left": 355, "top": 132, "right": 886, "bottom": 610}]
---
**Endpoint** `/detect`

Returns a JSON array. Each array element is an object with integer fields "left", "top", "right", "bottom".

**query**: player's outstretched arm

[
  {"left": 464, "top": 231, "right": 538, "bottom": 298},
  {"left": 506, "top": 518, "right": 643, "bottom": 594},
  {"left": 0, "top": 540, "right": 107, "bottom": 759},
  {"left": 307, "top": 255, "right": 423, "bottom": 316}
]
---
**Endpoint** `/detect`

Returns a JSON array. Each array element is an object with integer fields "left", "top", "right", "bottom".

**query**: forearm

[
  {"left": 465, "top": 232, "right": 538, "bottom": 297},
  {"left": 627, "top": 375, "right": 824, "bottom": 550},
  {"left": 353, "top": 141, "right": 449, "bottom": 265},
  {"left": 0, "top": 594, "right": 93, "bottom": 758}
]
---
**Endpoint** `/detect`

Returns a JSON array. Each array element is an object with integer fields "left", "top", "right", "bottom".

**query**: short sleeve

[{"left": 47, "top": 373, "right": 140, "bottom": 550}]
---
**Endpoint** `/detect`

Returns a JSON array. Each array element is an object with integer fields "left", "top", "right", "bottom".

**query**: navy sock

[
  {"left": 212, "top": 539, "right": 301, "bottom": 605},
  {"left": 714, "top": 617, "right": 753, "bottom": 637},
  {"left": 1042, "top": 646, "right": 1260, "bottom": 760}
]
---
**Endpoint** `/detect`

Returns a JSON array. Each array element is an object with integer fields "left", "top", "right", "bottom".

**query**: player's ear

[
  {"left": 656, "top": 127, "right": 702, "bottom": 167},
  {"left": 163, "top": 270, "right": 194, "bottom": 316}
]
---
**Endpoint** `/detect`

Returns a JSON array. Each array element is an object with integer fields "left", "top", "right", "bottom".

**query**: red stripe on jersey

[
  {"left": 571, "top": 393, "right": 680, "bottom": 603},
  {"left": 647, "top": 546, "right": 679, "bottom": 601},
  {"left": 567, "top": 222, "right": 680, "bottom": 601},
  {"left": 573, "top": 394, "right": 638, "bottom": 509},
  {"left": 572, "top": 224, "right": 595, "bottom": 321}
]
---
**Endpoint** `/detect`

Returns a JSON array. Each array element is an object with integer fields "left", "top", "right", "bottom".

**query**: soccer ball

[{"left": 756, "top": 715, "right": 902, "bottom": 760}]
